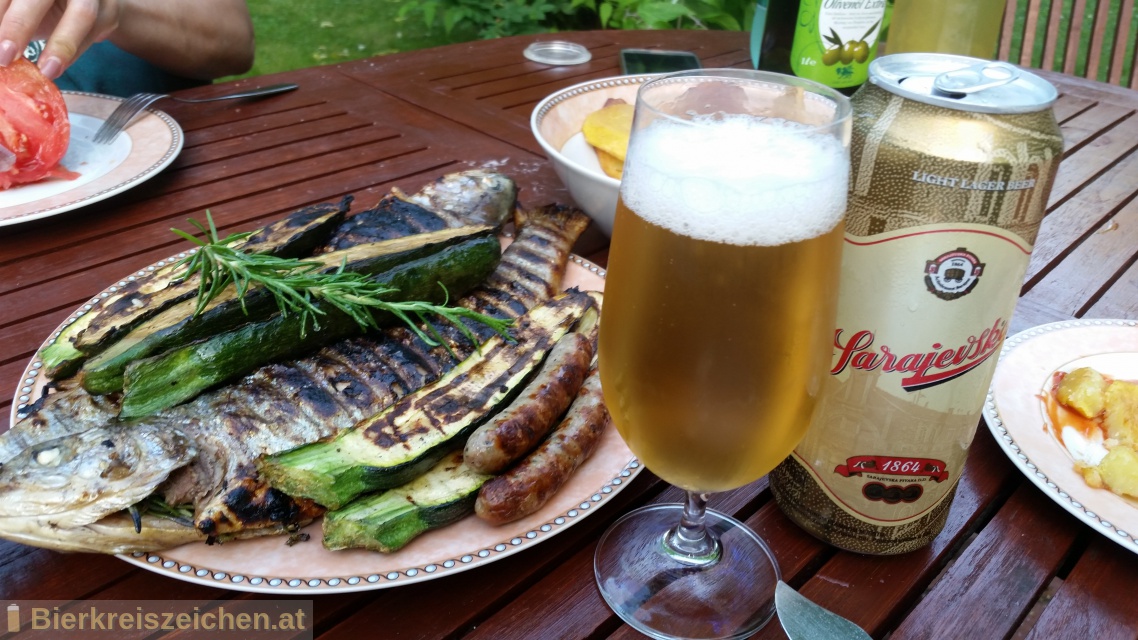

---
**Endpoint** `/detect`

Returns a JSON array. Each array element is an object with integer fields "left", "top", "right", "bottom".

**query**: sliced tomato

[{"left": 0, "top": 57, "right": 76, "bottom": 190}]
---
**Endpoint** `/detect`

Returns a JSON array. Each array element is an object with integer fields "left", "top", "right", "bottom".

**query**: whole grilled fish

[
  {"left": 1, "top": 170, "right": 518, "bottom": 466},
  {"left": 0, "top": 202, "right": 589, "bottom": 553}
]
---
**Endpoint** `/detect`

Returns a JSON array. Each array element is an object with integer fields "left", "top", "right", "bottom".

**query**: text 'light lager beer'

[
  {"left": 600, "top": 100, "right": 849, "bottom": 494},
  {"left": 769, "top": 54, "right": 1065, "bottom": 554}
]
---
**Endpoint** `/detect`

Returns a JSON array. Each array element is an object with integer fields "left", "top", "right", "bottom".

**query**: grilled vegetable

[
  {"left": 39, "top": 199, "right": 351, "bottom": 379},
  {"left": 324, "top": 170, "right": 516, "bottom": 251},
  {"left": 118, "top": 235, "right": 503, "bottom": 418},
  {"left": 322, "top": 451, "right": 491, "bottom": 552},
  {"left": 80, "top": 225, "right": 496, "bottom": 395},
  {"left": 258, "top": 291, "right": 597, "bottom": 510}
]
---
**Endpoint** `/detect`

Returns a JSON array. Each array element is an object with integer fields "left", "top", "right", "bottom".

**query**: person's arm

[
  {"left": 109, "top": 0, "right": 254, "bottom": 79},
  {"left": 0, "top": 0, "right": 254, "bottom": 81}
]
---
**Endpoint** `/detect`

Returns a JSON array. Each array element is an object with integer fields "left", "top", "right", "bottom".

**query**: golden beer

[{"left": 598, "top": 113, "right": 848, "bottom": 493}]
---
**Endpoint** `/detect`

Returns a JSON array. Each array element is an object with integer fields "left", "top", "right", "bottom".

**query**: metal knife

[{"left": 775, "top": 580, "right": 872, "bottom": 640}]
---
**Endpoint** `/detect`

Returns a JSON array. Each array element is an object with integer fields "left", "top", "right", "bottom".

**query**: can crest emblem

[{"left": 925, "top": 248, "right": 984, "bottom": 300}]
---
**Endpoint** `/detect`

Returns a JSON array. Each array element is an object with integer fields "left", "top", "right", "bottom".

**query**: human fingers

[
  {"left": 38, "top": 0, "right": 103, "bottom": 79},
  {"left": 0, "top": 0, "right": 56, "bottom": 66}
]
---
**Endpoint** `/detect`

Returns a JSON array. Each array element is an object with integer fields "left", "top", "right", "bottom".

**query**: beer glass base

[{"left": 594, "top": 504, "right": 780, "bottom": 640}]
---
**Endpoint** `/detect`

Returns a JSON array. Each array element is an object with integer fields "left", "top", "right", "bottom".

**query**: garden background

[{"left": 235, "top": 0, "right": 1137, "bottom": 88}]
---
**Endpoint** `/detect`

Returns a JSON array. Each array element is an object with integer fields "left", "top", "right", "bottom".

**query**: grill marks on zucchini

[
  {"left": 257, "top": 291, "right": 597, "bottom": 510},
  {"left": 320, "top": 297, "right": 601, "bottom": 551},
  {"left": 79, "top": 225, "right": 497, "bottom": 396},
  {"left": 187, "top": 207, "right": 590, "bottom": 537},
  {"left": 384, "top": 203, "right": 591, "bottom": 356},
  {"left": 39, "top": 199, "right": 351, "bottom": 380},
  {"left": 322, "top": 451, "right": 490, "bottom": 553},
  {"left": 323, "top": 197, "right": 454, "bottom": 250},
  {"left": 116, "top": 236, "right": 503, "bottom": 418}
]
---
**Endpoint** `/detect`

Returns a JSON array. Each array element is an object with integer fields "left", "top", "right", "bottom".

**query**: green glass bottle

[{"left": 756, "top": 0, "right": 887, "bottom": 93}]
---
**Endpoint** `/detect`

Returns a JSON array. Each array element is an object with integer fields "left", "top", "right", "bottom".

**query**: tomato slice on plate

[{"left": 0, "top": 57, "right": 77, "bottom": 190}]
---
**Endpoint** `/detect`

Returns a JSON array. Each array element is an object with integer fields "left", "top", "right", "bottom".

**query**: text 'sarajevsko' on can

[{"left": 770, "top": 53, "right": 1065, "bottom": 555}]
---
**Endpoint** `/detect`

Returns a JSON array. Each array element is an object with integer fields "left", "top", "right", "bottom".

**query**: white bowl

[{"left": 530, "top": 75, "right": 656, "bottom": 236}]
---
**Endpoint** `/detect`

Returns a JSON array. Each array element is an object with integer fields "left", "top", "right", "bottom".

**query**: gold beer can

[{"left": 769, "top": 53, "right": 1064, "bottom": 554}]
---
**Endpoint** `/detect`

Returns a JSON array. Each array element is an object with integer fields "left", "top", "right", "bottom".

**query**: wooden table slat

[
  {"left": 1084, "top": 257, "right": 1138, "bottom": 319},
  {"left": 466, "top": 484, "right": 763, "bottom": 640},
  {"left": 888, "top": 484, "right": 1081, "bottom": 640},
  {"left": 1022, "top": 193, "right": 1138, "bottom": 316},
  {"left": 1022, "top": 537, "right": 1138, "bottom": 640},
  {"left": 1024, "top": 139, "right": 1138, "bottom": 287},
  {"left": 1046, "top": 111, "right": 1138, "bottom": 211}
]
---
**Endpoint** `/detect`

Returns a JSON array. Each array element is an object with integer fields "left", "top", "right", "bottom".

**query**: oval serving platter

[
  {"left": 9, "top": 246, "right": 641, "bottom": 594},
  {"left": 984, "top": 318, "right": 1138, "bottom": 556}
]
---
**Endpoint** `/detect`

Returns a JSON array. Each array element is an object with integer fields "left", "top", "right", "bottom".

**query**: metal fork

[{"left": 92, "top": 83, "right": 299, "bottom": 144}]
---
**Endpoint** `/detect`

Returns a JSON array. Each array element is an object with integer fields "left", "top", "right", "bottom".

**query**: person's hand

[{"left": 0, "top": 0, "right": 122, "bottom": 79}]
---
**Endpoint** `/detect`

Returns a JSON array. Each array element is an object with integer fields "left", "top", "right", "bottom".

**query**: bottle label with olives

[{"left": 790, "top": 0, "right": 886, "bottom": 89}]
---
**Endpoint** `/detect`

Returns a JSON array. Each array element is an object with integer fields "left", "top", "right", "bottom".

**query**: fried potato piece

[
  {"left": 1056, "top": 367, "right": 1108, "bottom": 419},
  {"left": 1105, "top": 379, "right": 1138, "bottom": 445},
  {"left": 582, "top": 101, "right": 634, "bottom": 162},
  {"left": 1080, "top": 463, "right": 1104, "bottom": 489},
  {"left": 595, "top": 148, "right": 624, "bottom": 179},
  {"left": 1095, "top": 445, "right": 1138, "bottom": 497}
]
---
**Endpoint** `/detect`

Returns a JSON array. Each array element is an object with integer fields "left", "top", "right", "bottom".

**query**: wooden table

[{"left": 2, "top": 30, "right": 1137, "bottom": 640}]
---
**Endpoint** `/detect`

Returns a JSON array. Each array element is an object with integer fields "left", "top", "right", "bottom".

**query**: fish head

[{"left": 0, "top": 421, "right": 196, "bottom": 530}]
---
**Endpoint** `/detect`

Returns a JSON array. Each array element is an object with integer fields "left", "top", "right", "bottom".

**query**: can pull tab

[{"left": 933, "top": 62, "right": 1020, "bottom": 96}]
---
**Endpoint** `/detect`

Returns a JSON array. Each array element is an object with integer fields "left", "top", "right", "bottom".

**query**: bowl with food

[{"left": 530, "top": 74, "right": 655, "bottom": 236}]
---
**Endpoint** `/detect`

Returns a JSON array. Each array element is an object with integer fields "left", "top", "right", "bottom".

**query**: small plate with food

[
  {"left": 984, "top": 319, "right": 1138, "bottom": 554},
  {"left": 0, "top": 59, "right": 182, "bottom": 227}
]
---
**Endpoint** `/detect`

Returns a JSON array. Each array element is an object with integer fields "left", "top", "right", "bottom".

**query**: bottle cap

[{"left": 524, "top": 41, "right": 592, "bottom": 66}]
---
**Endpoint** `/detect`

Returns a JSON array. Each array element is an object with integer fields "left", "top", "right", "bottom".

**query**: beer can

[{"left": 770, "top": 53, "right": 1064, "bottom": 554}]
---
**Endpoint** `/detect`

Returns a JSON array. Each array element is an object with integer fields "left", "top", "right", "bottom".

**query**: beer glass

[{"left": 595, "top": 69, "right": 851, "bottom": 639}]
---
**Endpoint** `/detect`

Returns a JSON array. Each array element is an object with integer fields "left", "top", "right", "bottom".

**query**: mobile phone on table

[{"left": 619, "top": 49, "right": 702, "bottom": 75}]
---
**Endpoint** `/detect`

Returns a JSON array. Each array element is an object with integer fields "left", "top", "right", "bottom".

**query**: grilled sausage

[
  {"left": 475, "top": 372, "right": 609, "bottom": 525},
  {"left": 464, "top": 331, "right": 593, "bottom": 474}
]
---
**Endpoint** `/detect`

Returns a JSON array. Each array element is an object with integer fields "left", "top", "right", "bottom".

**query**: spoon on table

[{"left": 775, "top": 580, "right": 872, "bottom": 640}]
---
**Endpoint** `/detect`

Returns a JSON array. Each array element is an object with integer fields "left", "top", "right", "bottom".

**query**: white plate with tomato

[{"left": 0, "top": 60, "right": 182, "bottom": 227}]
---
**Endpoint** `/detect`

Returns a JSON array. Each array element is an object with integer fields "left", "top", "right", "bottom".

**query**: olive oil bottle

[{"left": 756, "top": 0, "right": 887, "bottom": 92}]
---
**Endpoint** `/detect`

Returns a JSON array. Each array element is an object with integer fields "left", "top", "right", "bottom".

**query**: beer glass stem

[{"left": 663, "top": 491, "right": 720, "bottom": 565}]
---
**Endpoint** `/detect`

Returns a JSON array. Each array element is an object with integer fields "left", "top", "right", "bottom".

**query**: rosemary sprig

[{"left": 171, "top": 213, "right": 512, "bottom": 350}]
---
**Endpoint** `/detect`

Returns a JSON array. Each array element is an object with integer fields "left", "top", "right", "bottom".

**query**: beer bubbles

[{"left": 620, "top": 114, "right": 847, "bottom": 247}]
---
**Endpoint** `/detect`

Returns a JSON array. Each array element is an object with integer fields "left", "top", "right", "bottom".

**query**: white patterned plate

[
  {"left": 0, "top": 92, "right": 182, "bottom": 227},
  {"left": 984, "top": 319, "right": 1138, "bottom": 554},
  {"left": 11, "top": 249, "right": 639, "bottom": 593}
]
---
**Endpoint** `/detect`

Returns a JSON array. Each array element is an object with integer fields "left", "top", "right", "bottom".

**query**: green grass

[{"left": 234, "top": 0, "right": 478, "bottom": 79}]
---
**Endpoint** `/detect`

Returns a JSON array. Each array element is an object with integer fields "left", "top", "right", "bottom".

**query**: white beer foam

[{"left": 620, "top": 115, "right": 848, "bottom": 247}]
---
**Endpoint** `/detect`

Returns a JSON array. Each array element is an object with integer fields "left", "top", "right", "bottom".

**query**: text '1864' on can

[{"left": 769, "top": 53, "right": 1065, "bottom": 555}]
